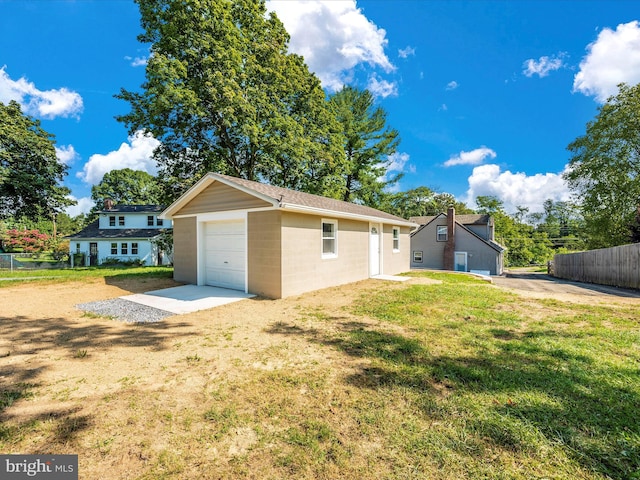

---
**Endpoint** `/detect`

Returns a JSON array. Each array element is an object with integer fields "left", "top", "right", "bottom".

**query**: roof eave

[{"left": 280, "top": 203, "right": 417, "bottom": 227}]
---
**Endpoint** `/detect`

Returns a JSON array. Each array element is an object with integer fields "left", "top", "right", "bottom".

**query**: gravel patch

[{"left": 77, "top": 298, "right": 173, "bottom": 323}]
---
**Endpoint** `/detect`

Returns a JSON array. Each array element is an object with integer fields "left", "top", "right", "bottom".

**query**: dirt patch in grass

[{"left": 0, "top": 276, "right": 417, "bottom": 478}]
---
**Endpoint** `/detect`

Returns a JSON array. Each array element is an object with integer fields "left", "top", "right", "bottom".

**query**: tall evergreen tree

[
  {"left": 117, "top": 0, "right": 344, "bottom": 202},
  {"left": 328, "top": 86, "right": 400, "bottom": 204}
]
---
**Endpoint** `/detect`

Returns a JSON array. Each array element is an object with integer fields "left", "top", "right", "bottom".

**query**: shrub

[
  {"left": 1, "top": 229, "right": 50, "bottom": 253},
  {"left": 101, "top": 257, "right": 145, "bottom": 267}
]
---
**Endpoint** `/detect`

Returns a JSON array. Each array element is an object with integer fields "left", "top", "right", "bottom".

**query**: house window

[
  {"left": 109, "top": 216, "right": 116, "bottom": 227},
  {"left": 437, "top": 225, "right": 448, "bottom": 242},
  {"left": 322, "top": 220, "right": 337, "bottom": 258},
  {"left": 147, "top": 216, "right": 154, "bottom": 226},
  {"left": 121, "top": 243, "right": 128, "bottom": 255},
  {"left": 156, "top": 218, "right": 163, "bottom": 226},
  {"left": 76, "top": 243, "right": 80, "bottom": 253},
  {"left": 392, "top": 227, "right": 400, "bottom": 251},
  {"left": 111, "top": 243, "right": 117, "bottom": 255},
  {"left": 118, "top": 216, "right": 125, "bottom": 226},
  {"left": 131, "top": 243, "right": 138, "bottom": 255},
  {"left": 413, "top": 251, "right": 423, "bottom": 263}
]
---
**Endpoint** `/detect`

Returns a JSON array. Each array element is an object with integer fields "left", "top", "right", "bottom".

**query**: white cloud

[
  {"left": 522, "top": 53, "right": 567, "bottom": 78},
  {"left": 0, "top": 66, "right": 83, "bottom": 119},
  {"left": 78, "top": 131, "right": 160, "bottom": 185},
  {"left": 444, "top": 147, "right": 496, "bottom": 167},
  {"left": 55, "top": 145, "right": 78, "bottom": 166},
  {"left": 367, "top": 74, "right": 398, "bottom": 98},
  {"left": 462, "top": 164, "right": 572, "bottom": 213},
  {"left": 574, "top": 21, "right": 640, "bottom": 103},
  {"left": 446, "top": 80, "right": 459, "bottom": 90},
  {"left": 398, "top": 46, "right": 415, "bottom": 58},
  {"left": 266, "top": 0, "right": 395, "bottom": 91},
  {"left": 125, "top": 55, "right": 148, "bottom": 67},
  {"left": 386, "top": 152, "right": 410, "bottom": 173},
  {"left": 65, "top": 196, "right": 95, "bottom": 217}
]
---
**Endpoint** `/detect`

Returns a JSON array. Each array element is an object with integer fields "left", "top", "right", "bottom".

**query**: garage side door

[{"left": 204, "top": 219, "right": 246, "bottom": 291}]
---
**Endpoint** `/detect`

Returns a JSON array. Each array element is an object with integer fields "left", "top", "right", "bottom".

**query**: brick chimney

[
  {"left": 104, "top": 198, "right": 114, "bottom": 210},
  {"left": 443, "top": 206, "right": 455, "bottom": 270}
]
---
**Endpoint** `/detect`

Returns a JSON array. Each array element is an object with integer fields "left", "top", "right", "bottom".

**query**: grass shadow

[{"left": 266, "top": 317, "right": 640, "bottom": 479}]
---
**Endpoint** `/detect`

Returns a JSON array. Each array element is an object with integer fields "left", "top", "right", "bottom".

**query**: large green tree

[
  {"left": 117, "top": 0, "right": 344, "bottom": 202},
  {"left": 564, "top": 82, "right": 640, "bottom": 248},
  {"left": 0, "top": 101, "right": 73, "bottom": 219},
  {"left": 91, "top": 168, "right": 163, "bottom": 209},
  {"left": 328, "top": 86, "right": 400, "bottom": 204},
  {"left": 381, "top": 187, "right": 473, "bottom": 219}
]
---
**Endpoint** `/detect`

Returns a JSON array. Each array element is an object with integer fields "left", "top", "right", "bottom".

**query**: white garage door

[{"left": 204, "top": 219, "right": 246, "bottom": 291}]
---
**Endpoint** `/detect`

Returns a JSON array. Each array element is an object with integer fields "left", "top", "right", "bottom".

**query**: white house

[{"left": 67, "top": 204, "right": 173, "bottom": 267}]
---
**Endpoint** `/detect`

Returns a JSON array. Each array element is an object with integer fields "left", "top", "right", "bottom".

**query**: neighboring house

[
  {"left": 160, "top": 173, "right": 416, "bottom": 299},
  {"left": 67, "top": 203, "right": 173, "bottom": 266},
  {"left": 410, "top": 207, "right": 505, "bottom": 275}
]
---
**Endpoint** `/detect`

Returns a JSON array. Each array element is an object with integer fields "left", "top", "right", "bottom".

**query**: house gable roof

[
  {"left": 161, "top": 173, "right": 416, "bottom": 227},
  {"left": 410, "top": 213, "right": 504, "bottom": 253},
  {"left": 66, "top": 220, "right": 166, "bottom": 240},
  {"left": 98, "top": 205, "right": 165, "bottom": 214},
  {"left": 409, "top": 213, "right": 491, "bottom": 226}
]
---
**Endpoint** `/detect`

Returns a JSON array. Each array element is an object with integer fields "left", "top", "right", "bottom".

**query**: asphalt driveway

[{"left": 492, "top": 271, "right": 640, "bottom": 301}]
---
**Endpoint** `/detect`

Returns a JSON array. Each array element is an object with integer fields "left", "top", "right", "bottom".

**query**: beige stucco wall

[
  {"left": 279, "top": 212, "right": 369, "bottom": 298},
  {"left": 383, "top": 224, "right": 411, "bottom": 275},
  {"left": 175, "top": 182, "right": 270, "bottom": 216},
  {"left": 247, "top": 210, "right": 282, "bottom": 299},
  {"left": 173, "top": 217, "right": 198, "bottom": 284}
]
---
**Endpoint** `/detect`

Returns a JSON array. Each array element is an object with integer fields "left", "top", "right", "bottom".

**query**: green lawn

[
  {"left": 344, "top": 272, "right": 640, "bottom": 479},
  {"left": 0, "top": 265, "right": 173, "bottom": 284}
]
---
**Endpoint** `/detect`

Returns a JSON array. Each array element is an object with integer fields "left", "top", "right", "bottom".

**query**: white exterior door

[
  {"left": 204, "top": 219, "right": 246, "bottom": 290},
  {"left": 369, "top": 224, "right": 381, "bottom": 276},
  {"left": 454, "top": 251, "right": 468, "bottom": 272}
]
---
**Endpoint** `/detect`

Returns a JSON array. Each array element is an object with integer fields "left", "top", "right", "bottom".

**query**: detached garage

[{"left": 160, "top": 173, "right": 416, "bottom": 299}]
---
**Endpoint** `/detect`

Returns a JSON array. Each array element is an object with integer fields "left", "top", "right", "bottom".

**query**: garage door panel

[{"left": 204, "top": 220, "right": 246, "bottom": 291}]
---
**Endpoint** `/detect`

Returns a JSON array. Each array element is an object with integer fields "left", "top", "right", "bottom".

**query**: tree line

[{"left": 2, "top": 0, "right": 639, "bottom": 265}]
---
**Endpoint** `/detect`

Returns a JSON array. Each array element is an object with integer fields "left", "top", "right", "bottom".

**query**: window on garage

[{"left": 322, "top": 219, "right": 337, "bottom": 258}]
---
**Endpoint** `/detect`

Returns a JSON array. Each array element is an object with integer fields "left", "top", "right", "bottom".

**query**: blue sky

[{"left": 1, "top": 1, "right": 639, "bottom": 217}]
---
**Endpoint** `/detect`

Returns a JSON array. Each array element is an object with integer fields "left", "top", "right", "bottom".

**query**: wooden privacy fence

[{"left": 553, "top": 243, "right": 640, "bottom": 289}]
